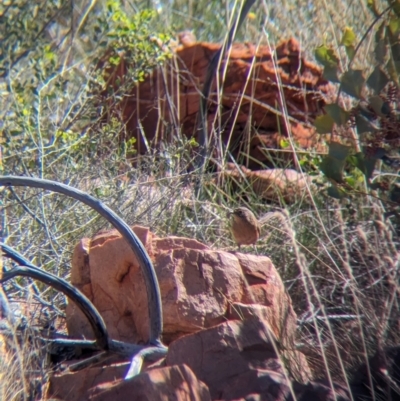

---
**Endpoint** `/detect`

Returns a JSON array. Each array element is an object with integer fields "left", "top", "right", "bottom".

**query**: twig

[
  {"left": 1, "top": 242, "right": 110, "bottom": 350},
  {"left": 196, "top": 0, "right": 256, "bottom": 172}
]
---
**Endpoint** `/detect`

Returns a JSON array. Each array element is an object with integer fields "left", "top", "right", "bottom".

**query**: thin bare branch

[{"left": 0, "top": 175, "right": 163, "bottom": 346}]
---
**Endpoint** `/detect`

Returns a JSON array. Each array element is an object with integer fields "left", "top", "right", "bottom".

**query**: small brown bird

[{"left": 228, "top": 207, "right": 260, "bottom": 249}]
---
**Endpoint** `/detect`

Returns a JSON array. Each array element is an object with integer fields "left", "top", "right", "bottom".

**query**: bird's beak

[{"left": 227, "top": 209, "right": 234, "bottom": 218}]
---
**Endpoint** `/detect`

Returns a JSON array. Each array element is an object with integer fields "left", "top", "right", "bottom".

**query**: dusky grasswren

[{"left": 228, "top": 207, "right": 260, "bottom": 249}]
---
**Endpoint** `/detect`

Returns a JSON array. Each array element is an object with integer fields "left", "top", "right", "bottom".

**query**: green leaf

[
  {"left": 355, "top": 115, "right": 377, "bottom": 134},
  {"left": 345, "top": 176, "right": 356, "bottom": 187},
  {"left": 351, "top": 152, "right": 377, "bottom": 180},
  {"left": 369, "top": 96, "right": 385, "bottom": 116},
  {"left": 387, "top": 28, "right": 400, "bottom": 62},
  {"left": 363, "top": 158, "right": 378, "bottom": 180},
  {"left": 44, "top": 45, "right": 56, "bottom": 62},
  {"left": 392, "top": 1, "right": 400, "bottom": 19},
  {"left": 325, "top": 104, "right": 350, "bottom": 126},
  {"left": 327, "top": 183, "right": 346, "bottom": 199},
  {"left": 320, "top": 156, "right": 346, "bottom": 182},
  {"left": 109, "top": 55, "right": 121, "bottom": 65},
  {"left": 315, "top": 45, "right": 340, "bottom": 68},
  {"left": 367, "top": 66, "right": 389, "bottom": 93},
  {"left": 315, "top": 45, "right": 340, "bottom": 83},
  {"left": 374, "top": 22, "right": 387, "bottom": 63},
  {"left": 320, "top": 142, "right": 352, "bottom": 187},
  {"left": 345, "top": 45, "right": 356, "bottom": 61},
  {"left": 126, "top": 137, "right": 137, "bottom": 147},
  {"left": 329, "top": 142, "right": 351, "bottom": 160},
  {"left": 94, "top": 187, "right": 104, "bottom": 197},
  {"left": 323, "top": 65, "right": 340, "bottom": 83},
  {"left": 314, "top": 114, "right": 335, "bottom": 134},
  {"left": 341, "top": 69, "right": 365, "bottom": 98},
  {"left": 279, "top": 138, "right": 290, "bottom": 149},
  {"left": 341, "top": 27, "right": 357, "bottom": 47},
  {"left": 188, "top": 137, "right": 199, "bottom": 147},
  {"left": 389, "top": 17, "right": 400, "bottom": 36}
]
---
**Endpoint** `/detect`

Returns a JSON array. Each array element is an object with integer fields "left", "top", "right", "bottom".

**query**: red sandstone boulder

[
  {"left": 66, "top": 226, "right": 297, "bottom": 347},
  {"left": 223, "top": 164, "right": 313, "bottom": 204},
  {"left": 165, "top": 317, "right": 310, "bottom": 399},
  {"left": 62, "top": 226, "right": 316, "bottom": 400},
  {"left": 102, "top": 38, "right": 332, "bottom": 167},
  {"left": 226, "top": 302, "right": 309, "bottom": 384},
  {"left": 66, "top": 226, "right": 157, "bottom": 344}
]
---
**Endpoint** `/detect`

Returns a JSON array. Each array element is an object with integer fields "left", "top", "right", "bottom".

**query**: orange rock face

[
  {"left": 66, "top": 226, "right": 296, "bottom": 346},
  {"left": 102, "top": 38, "right": 331, "bottom": 167}
]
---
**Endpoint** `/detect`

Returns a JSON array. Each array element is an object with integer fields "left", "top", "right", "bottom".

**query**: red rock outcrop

[
  {"left": 46, "top": 226, "right": 362, "bottom": 400},
  {"left": 66, "top": 226, "right": 297, "bottom": 348},
  {"left": 166, "top": 317, "right": 309, "bottom": 399},
  {"left": 102, "top": 38, "right": 331, "bottom": 167}
]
